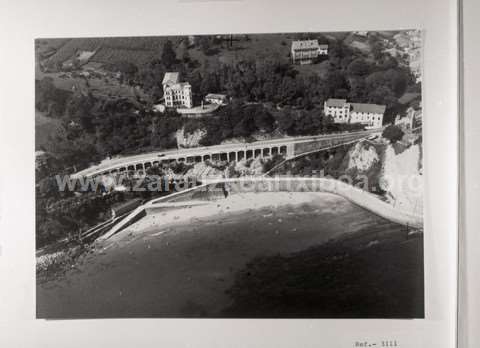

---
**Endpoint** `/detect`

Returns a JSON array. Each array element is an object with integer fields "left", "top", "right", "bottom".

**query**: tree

[
  {"left": 371, "top": 41, "right": 385, "bottom": 60},
  {"left": 347, "top": 58, "right": 371, "bottom": 76},
  {"left": 275, "top": 108, "right": 296, "bottom": 135},
  {"left": 198, "top": 36, "right": 212, "bottom": 54},
  {"left": 182, "top": 50, "right": 191, "bottom": 63},
  {"left": 325, "top": 70, "right": 348, "bottom": 97},
  {"left": 382, "top": 125, "right": 404, "bottom": 143},
  {"left": 293, "top": 110, "right": 322, "bottom": 135},
  {"left": 35, "top": 77, "right": 72, "bottom": 118},
  {"left": 200, "top": 72, "right": 219, "bottom": 95},
  {"left": 65, "top": 93, "right": 96, "bottom": 132},
  {"left": 161, "top": 40, "right": 177, "bottom": 69},
  {"left": 45, "top": 131, "right": 100, "bottom": 170},
  {"left": 253, "top": 108, "right": 275, "bottom": 133},
  {"left": 321, "top": 114, "right": 335, "bottom": 132},
  {"left": 233, "top": 116, "right": 255, "bottom": 138}
]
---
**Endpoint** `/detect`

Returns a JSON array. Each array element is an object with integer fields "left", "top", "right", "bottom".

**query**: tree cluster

[
  {"left": 382, "top": 124, "right": 405, "bottom": 143},
  {"left": 35, "top": 77, "right": 72, "bottom": 117}
]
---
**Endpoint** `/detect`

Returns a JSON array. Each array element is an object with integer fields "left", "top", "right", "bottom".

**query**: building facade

[
  {"left": 394, "top": 107, "right": 422, "bottom": 130},
  {"left": 162, "top": 72, "right": 193, "bottom": 109},
  {"left": 324, "top": 98, "right": 385, "bottom": 129},
  {"left": 204, "top": 93, "right": 228, "bottom": 105},
  {"left": 291, "top": 40, "right": 328, "bottom": 65}
]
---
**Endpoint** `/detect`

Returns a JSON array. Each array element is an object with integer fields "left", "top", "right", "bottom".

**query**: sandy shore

[{"left": 107, "top": 192, "right": 351, "bottom": 245}]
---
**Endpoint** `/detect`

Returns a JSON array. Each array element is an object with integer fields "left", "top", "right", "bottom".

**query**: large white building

[
  {"left": 291, "top": 39, "right": 328, "bottom": 65},
  {"left": 162, "top": 72, "right": 193, "bottom": 109},
  {"left": 324, "top": 98, "right": 386, "bottom": 129}
]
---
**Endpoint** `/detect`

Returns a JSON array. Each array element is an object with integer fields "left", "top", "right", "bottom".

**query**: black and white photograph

[{"left": 34, "top": 30, "right": 424, "bottom": 319}]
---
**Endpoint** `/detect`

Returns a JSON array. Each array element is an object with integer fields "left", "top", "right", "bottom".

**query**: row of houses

[{"left": 324, "top": 98, "right": 386, "bottom": 129}]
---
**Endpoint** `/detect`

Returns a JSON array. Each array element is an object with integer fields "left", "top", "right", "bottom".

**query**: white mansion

[
  {"left": 324, "top": 98, "right": 386, "bottom": 129},
  {"left": 291, "top": 39, "right": 328, "bottom": 65},
  {"left": 162, "top": 72, "right": 193, "bottom": 109}
]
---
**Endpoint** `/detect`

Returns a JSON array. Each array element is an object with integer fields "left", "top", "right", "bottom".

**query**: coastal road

[{"left": 72, "top": 128, "right": 382, "bottom": 178}]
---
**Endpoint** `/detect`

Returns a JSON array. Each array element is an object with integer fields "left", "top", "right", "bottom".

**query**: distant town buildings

[
  {"left": 324, "top": 98, "right": 386, "bottom": 129},
  {"left": 204, "top": 93, "right": 228, "bottom": 105},
  {"left": 394, "top": 107, "right": 422, "bottom": 130},
  {"left": 392, "top": 30, "right": 422, "bottom": 83},
  {"left": 162, "top": 72, "right": 193, "bottom": 109},
  {"left": 291, "top": 39, "right": 328, "bottom": 65}
]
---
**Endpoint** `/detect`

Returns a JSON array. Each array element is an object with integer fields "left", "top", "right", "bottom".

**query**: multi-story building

[
  {"left": 324, "top": 98, "right": 386, "bottom": 129},
  {"left": 291, "top": 39, "right": 328, "bottom": 64},
  {"left": 324, "top": 98, "right": 351, "bottom": 122},
  {"left": 162, "top": 72, "right": 193, "bottom": 109}
]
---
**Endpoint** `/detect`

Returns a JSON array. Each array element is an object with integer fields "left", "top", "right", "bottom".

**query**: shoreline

[
  {"left": 108, "top": 191, "right": 341, "bottom": 243},
  {"left": 103, "top": 176, "right": 423, "bottom": 241}
]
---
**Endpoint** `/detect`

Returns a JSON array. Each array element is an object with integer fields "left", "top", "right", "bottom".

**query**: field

[
  {"left": 37, "top": 36, "right": 184, "bottom": 68},
  {"left": 36, "top": 31, "right": 402, "bottom": 74},
  {"left": 35, "top": 54, "right": 149, "bottom": 101},
  {"left": 35, "top": 32, "right": 399, "bottom": 95},
  {"left": 36, "top": 33, "right": 341, "bottom": 72}
]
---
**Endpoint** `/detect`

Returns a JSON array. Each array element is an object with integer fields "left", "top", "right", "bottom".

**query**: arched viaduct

[{"left": 72, "top": 129, "right": 381, "bottom": 179}]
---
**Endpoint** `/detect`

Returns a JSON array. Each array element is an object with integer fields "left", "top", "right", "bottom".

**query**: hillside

[
  {"left": 37, "top": 36, "right": 184, "bottom": 70},
  {"left": 36, "top": 31, "right": 379, "bottom": 73}
]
